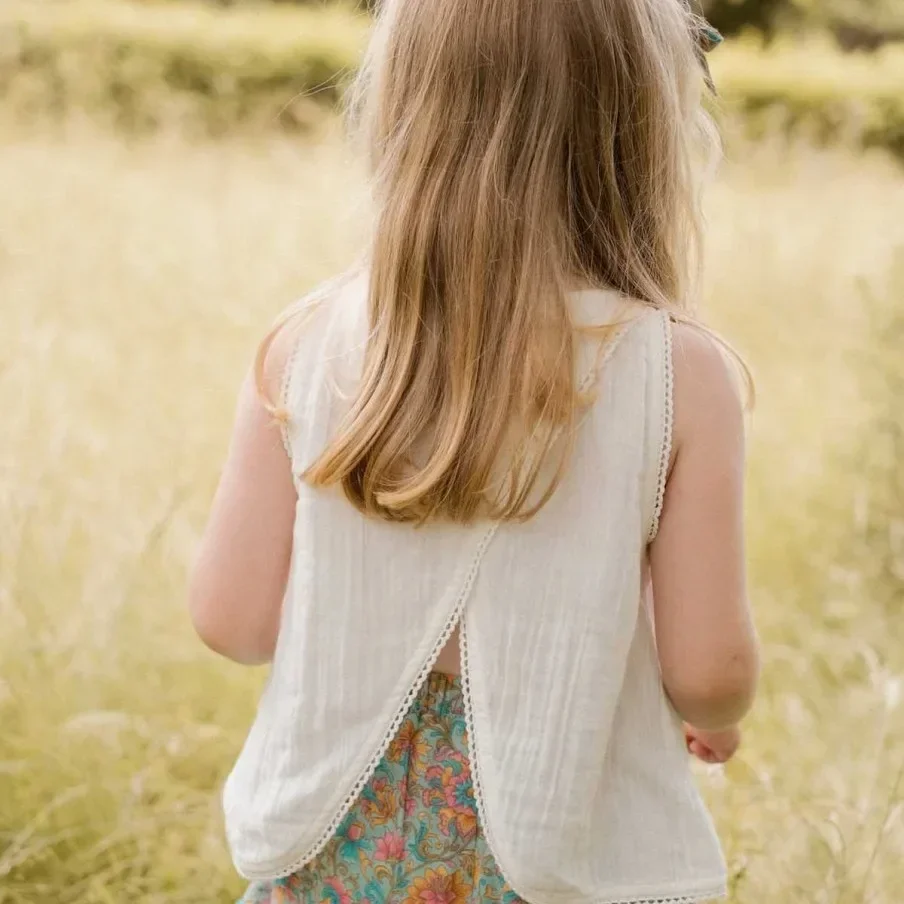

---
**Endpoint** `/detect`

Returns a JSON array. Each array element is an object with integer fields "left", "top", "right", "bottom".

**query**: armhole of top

[
  {"left": 279, "top": 322, "right": 306, "bottom": 464},
  {"left": 647, "top": 310, "right": 674, "bottom": 544},
  {"left": 275, "top": 284, "right": 339, "bottom": 466}
]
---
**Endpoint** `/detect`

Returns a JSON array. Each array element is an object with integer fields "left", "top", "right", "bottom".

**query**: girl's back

[
  {"left": 189, "top": 0, "right": 759, "bottom": 901},
  {"left": 220, "top": 278, "right": 731, "bottom": 902}
]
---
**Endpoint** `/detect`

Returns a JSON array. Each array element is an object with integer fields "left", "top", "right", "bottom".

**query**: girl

[{"left": 190, "top": 1, "right": 760, "bottom": 902}]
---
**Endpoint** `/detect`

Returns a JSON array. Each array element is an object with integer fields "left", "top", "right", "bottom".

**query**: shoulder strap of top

[
  {"left": 645, "top": 310, "right": 675, "bottom": 543},
  {"left": 279, "top": 272, "right": 368, "bottom": 469}
]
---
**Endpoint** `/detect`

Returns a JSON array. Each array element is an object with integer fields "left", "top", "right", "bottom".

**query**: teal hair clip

[
  {"left": 700, "top": 23, "right": 724, "bottom": 52},
  {"left": 680, "top": 0, "right": 722, "bottom": 92},
  {"left": 696, "top": 21, "right": 723, "bottom": 94}
]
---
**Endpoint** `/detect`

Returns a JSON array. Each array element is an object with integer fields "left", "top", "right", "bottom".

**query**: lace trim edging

[
  {"left": 648, "top": 310, "right": 674, "bottom": 542},
  {"left": 459, "top": 614, "right": 527, "bottom": 903},
  {"left": 279, "top": 324, "right": 304, "bottom": 462},
  {"left": 239, "top": 523, "right": 500, "bottom": 882},
  {"left": 593, "top": 895, "right": 724, "bottom": 904}
]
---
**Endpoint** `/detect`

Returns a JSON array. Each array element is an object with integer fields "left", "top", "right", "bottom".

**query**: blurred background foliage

[
  {"left": 704, "top": 0, "right": 904, "bottom": 45},
  {"left": 1, "top": 0, "right": 903, "bottom": 147},
  {"left": 125, "top": 0, "right": 904, "bottom": 45}
]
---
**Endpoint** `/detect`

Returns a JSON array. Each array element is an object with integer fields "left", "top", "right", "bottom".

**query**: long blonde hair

[{"left": 261, "top": 0, "right": 724, "bottom": 524}]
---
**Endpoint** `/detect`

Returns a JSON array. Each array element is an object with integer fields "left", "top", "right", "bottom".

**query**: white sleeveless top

[{"left": 223, "top": 275, "right": 728, "bottom": 904}]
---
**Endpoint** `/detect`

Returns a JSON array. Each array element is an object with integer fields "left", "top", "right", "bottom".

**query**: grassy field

[{"left": 1, "top": 124, "right": 903, "bottom": 904}]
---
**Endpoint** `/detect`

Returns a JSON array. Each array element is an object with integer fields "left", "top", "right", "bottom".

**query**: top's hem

[{"left": 512, "top": 881, "right": 728, "bottom": 904}]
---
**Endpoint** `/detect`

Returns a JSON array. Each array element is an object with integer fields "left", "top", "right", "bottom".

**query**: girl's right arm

[
  {"left": 188, "top": 326, "right": 298, "bottom": 667},
  {"left": 649, "top": 324, "right": 760, "bottom": 733}
]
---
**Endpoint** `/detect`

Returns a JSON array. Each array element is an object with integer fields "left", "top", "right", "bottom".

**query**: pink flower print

[{"left": 374, "top": 830, "right": 406, "bottom": 862}]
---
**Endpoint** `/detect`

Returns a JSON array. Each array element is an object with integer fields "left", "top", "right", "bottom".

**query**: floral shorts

[{"left": 240, "top": 672, "right": 525, "bottom": 904}]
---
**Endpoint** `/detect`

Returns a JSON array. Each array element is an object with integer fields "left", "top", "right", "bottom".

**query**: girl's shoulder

[
  {"left": 670, "top": 320, "right": 747, "bottom": 463},
  {"left": 261, "top": 271, "right": 369, "bottom": 403}
]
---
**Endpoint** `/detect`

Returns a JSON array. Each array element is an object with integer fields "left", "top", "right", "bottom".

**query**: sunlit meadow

[{"left": 1, "top": 122, "right": 902, "bottom": 903}]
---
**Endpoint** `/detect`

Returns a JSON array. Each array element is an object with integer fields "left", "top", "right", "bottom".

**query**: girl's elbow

[
  {"left": 194, "top": 619, "right": 275, "bottom": 666},
  {"left": 188, "top": 588, "right": 277, "bottom": 667},
  {"left": 666, "top": 646, "right": 761, "bottom": 731}
]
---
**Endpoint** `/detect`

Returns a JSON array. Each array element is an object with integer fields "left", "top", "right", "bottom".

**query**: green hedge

[
  {"left": 0, "top": 0, "right": 369, "bottom": 134},
  {"left": 2, "top": 0, "right": 904, "bottom": 158},
  {"left": 713, "top": 41, "right": 904, "bottom": 158},
  {"left": 703, "top": 0, "right": 904, "bottom": 45}
]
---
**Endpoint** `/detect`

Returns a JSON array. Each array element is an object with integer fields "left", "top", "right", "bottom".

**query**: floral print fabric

[{"left": 240, "top": 672, "right": 525, "bottom": 904}]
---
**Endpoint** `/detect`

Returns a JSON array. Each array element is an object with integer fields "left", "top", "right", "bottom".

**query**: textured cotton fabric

[{"left": 223, "top": 276, "right": 728, "bottom": 904}]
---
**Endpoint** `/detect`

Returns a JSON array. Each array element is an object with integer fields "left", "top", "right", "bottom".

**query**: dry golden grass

[{"left": 0, "top": 126, "right": 902, "bottom": 903}]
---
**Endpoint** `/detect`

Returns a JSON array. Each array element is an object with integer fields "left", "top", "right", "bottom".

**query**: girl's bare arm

[
  {"left": 188, "top": 334, "right": 296, "bottom": 666},
  {"left": 650, "top": 324, "right": 760, "bottom": 732}
]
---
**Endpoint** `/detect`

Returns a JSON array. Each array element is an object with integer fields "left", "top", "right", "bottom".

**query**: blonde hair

[{"left": 260, "top": 0, "right": 728, "bottom": 524}]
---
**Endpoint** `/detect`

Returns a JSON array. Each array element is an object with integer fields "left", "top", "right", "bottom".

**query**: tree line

[{"left": 200, "top": 0, "right": 904, "bottom": 51}]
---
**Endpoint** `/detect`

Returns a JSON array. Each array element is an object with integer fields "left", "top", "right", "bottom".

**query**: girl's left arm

[{"left": 188, "top": 337, "right": 297, "bottom": 666}]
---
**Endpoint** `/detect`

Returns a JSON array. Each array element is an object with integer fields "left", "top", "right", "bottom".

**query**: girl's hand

[{"left": 684, "top": 724, "right": 741, "bottom": 764}]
